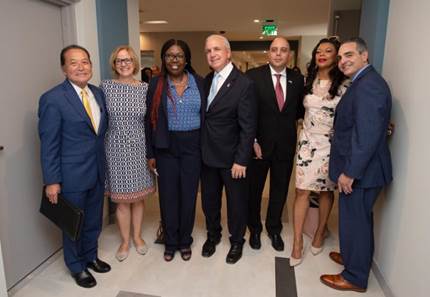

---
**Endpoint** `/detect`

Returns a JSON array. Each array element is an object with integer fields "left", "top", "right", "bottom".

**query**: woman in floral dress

[{"left": 290, "top": 37, "right": 349, "bottom": 266}]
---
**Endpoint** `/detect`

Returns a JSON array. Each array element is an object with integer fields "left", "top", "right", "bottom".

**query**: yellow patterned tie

[{"left": 81, "top": 89, "right": 96, "bottom": 131}]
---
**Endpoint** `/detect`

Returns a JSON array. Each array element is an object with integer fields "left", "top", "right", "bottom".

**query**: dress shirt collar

[
  {"left": 215, "top": 62, "right": 233, "bottom": 80},
  {"left": 69, "top": 80, "right": 92, "bottom": 101},
  {"left": 351, "top": 64, "right": 370, "bottom": 82},
  {"left": 269, "top": 65, "right": 287, "bottom": 77}
]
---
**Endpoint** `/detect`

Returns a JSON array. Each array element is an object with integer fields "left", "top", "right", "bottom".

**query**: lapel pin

[
  {"left": 226, "top": 83, "right": 231, "bottom": 88},
  {"left": 288, "top": 80, "right": 293, "bottom": 84}
]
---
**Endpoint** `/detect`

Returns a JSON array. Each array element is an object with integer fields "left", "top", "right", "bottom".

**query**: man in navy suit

[
  {"left": 320, "top": 38, "right": 392, "bottom": 292},
  {"left": 38, "top": 45, "right": 110, "bottom": 288},
  {"left": 200, "top": 34, "right": 256, "bottom": 264}
]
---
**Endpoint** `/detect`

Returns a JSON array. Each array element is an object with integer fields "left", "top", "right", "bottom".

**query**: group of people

[{"left": 38, "top": 33, "right": 392, "bottom": 293}]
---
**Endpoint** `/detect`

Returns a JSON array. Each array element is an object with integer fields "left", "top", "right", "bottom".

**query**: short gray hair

[
  {"left": 342, "top": 37, "right": 368, "bottom": 54},
  {"left": 206, "top": 34, "right": 231, "bottom": 50}
]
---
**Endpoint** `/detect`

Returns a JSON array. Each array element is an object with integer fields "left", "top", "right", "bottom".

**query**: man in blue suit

[
  {"left": 320, "top": 38, "right": 392, "bottom": 292},
  {"left": 38, "top": 45, "right": 110, "bottom": 288}
]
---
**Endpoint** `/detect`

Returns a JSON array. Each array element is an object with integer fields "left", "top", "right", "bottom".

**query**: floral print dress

[{"left": 295, "top": 79, "right": 348, "bottom": 191}]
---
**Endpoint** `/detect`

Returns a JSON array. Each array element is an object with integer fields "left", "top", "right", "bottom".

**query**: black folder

[{"left": 40, "top": 189, "right": 84, "bottom": 241}]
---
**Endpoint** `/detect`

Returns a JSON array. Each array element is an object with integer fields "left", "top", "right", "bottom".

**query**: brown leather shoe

[
  {"left": 329, "top": 251, "right": 344, "bottom": 265},
  {"left": 320, "top": 274, "right": 366, "bottom": 292}
]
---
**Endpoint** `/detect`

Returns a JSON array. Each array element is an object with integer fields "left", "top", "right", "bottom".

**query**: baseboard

[{"left": 372, "top": 260, "right": 395, "bottom": 297}]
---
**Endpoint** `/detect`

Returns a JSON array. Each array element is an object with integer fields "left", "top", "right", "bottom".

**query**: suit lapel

[
  {"left": 261, "top": 65, "right": 280, "bottom": 111},
  {"left": 89, "top": 84, "right": 105, "bottom": 134},
  {"left": 63, "top": 80, "right": 96, "bottom": 133},
  {"left": 207, "top": 67, "right": 239, "bottom": 111}
]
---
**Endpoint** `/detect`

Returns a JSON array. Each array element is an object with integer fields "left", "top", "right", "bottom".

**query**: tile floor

[{"left": 10, "top": 189, "right": 386, "bottom": 297}]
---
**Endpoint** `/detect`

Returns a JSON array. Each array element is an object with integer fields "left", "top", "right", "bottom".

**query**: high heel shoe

[
  {"left": 289, "top": 248, "right": 304, "bottom": 267},
  {"left": 310, "top": 245, "right": 324, "bottom": 256}
]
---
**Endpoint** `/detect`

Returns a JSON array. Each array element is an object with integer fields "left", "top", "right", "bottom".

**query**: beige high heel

[{"left": 289, "top": 247, "right": 304, "bottom": 267}]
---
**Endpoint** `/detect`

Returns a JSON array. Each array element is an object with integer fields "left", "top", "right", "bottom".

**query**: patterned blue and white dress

[{"left": 101, "top": 80, "right": 155, "bottom": 203}]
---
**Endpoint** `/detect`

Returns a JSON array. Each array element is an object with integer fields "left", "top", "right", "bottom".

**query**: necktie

[
  {"left": 207, "top": 73, "right": 219, "bottom": 110},
  {"left": 275, "top": 74, "right": 285, "bottom": 111},
  {"left": 81, "top": 89, "right": 96, "bottom": 131}
]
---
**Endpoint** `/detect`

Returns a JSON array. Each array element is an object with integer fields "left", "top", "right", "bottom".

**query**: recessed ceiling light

[
  {"left": 253, "top": 19, "right": 260, "bottom": 23},
  {"left": 144, "top": 20, "right": 168, "bottom": 24},
  {"left": 259, "top": 36, "right": 264, "bottom": 39},
  {"left": 263, "top": 50, "right": 267, "bottom": 53}
]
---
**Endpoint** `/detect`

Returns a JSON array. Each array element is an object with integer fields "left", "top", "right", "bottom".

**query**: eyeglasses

[
  {"left": 115, "top": 58, "right": 133, "bottom": 65},
  {"left": 164, "top": 53, "right": 185, "bottom": 61}
]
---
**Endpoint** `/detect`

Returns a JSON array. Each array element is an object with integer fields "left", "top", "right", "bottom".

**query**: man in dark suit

[
  {"left": 320, "top": 38, "right": 392, "bottom": 292},
  {"left": 38, "top": 45, "right": 110, "bottom": 288},
  {"left": 201, "top": 34, "right": 256, "bottom": 264},
  {"left": 246, "top": 37, "right": 304, "bottom": 251}
]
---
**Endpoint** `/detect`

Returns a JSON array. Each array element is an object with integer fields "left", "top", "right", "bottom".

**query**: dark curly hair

[{"left": 304, "top": 37, "right": 346, "bottom": 99}]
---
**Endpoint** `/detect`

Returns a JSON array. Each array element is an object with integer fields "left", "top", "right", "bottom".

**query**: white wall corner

[
  {"left": 127, "top": 0, "right": 141, "bottom": 77},
  {"left": 70, "top": 0, "right": 101, "bottom": 85},
  {"left": 372, "top": 260, "right": 395, "bottom": 297},
  {"left": 0, "top": 242, "right": 7, "bottom": 297}
]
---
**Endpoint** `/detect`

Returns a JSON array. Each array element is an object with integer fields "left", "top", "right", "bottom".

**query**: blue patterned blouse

[{"left": 166, "top": 73, "right": 201, "bottom": 131}]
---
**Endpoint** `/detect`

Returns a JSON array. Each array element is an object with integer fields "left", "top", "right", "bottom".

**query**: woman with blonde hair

[{"left": 101, "top": 45, "right": 155, "bottom": 261}]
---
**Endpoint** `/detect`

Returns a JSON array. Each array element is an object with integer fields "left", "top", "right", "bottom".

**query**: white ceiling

[{"left": 139, "top": 0, "right": 334, "bottom": 40}]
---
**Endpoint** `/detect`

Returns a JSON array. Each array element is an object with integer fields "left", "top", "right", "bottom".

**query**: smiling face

[
  {"left": 114, "top": 49, "right": 135, "bottom": 79},
  {"left": 268, "top": 37, "right": 290, "bottom": 72},
  {"left": 62, "top": 48, "right": 92, "bottom": 88},
  {"left": 164, "top": 44, "right": 186, "bottom": 77},
  {"left": 205, "top": 35, "right": 231, "bottom": 72},
  {"left": 337, "top": 42, "right": 368, "bottom": 78},
  {"left": 315, "top": 42, "right": 337, "bottom": 70}
]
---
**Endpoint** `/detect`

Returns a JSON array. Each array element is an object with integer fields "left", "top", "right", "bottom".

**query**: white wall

[
  {"left": 127, "top": 0, "right": 141, "bottom": 78},
  {"left": 298, "top": 35, "right": 326, "bottom": 74},
  {"left": 0, "top": 242, "right": 6, "bottom": 297},
  {"left": 72, "top": 0, "right": 101, "bottom": 85},
  {"left": 374, "top": 0, "right": 430, "bottom": 296}
]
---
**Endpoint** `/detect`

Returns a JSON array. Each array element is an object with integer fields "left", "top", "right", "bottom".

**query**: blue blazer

[
  {"left": 329, "top": 65, "right": 392, "bottom": 188},
  {"left": 145, "top": 73, "right": 205, "bottom": 159},
  {"left": 38, "top": 79, "right": 108, "bottom": 192}
]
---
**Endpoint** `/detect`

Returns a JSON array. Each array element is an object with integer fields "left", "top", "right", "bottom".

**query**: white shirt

[
  {"left": 69, "top": 80, "right": 101, "bottom": 133},
  {"left": 269, "top": 65, "right": 287, "bottom": 101},
  {"left": 213, "top": 62, "right": 234, "bottom": 94}
]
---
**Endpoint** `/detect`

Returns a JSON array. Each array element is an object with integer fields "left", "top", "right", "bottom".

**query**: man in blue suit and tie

[
  {"left": 38, "top": 45, "right": 110, "bottom": 288},
  {"left": 320, "top": 38, "right": 392, "bottom": 292}
]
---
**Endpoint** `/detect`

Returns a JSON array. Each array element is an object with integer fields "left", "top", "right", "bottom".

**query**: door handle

[{"left": 0, "top": 145, "right": 4, "bottom": 151}]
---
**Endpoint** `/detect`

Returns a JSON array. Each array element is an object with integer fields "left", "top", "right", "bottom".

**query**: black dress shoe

[
  {"left": 226, "top": 243, "right": 243, "bottom": 264},
  {"left": 249, "top": 232, "right": 261, "bottom": 250},
  {"left": 87, "top": 258, "right": 111, "bottom": 273},
  {"left": 71, "top": 269, "right": 96, "bottom": 288},
  {"left": 202, "top": 238, "right": 220, "bottom": 257},
  {"left": 269, "top": 233, "right": 284, "bottom": 251}
]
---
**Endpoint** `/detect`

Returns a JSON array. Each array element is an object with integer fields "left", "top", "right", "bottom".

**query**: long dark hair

[
  {"left": 304, "top": 37, "right": 346, "bottom": 99},
  {"left": 150, "top": 39, "right": 196, "bottom": 128}
]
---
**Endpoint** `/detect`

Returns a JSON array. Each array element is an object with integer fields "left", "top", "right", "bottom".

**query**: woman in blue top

[{"left": 146, "top": 39, "right": 205, "bottom": 261}]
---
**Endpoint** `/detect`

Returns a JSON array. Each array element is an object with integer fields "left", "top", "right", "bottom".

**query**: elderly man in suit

[
  {"left": 38, "top": 45, "right": 110, "bottom": 288},
  {"left": 246, "top": 37, "right": 304, "bottom": 251},
  {"left": 320, "top": 37, "right": 392, "bottom": 292},
  {"left": 200, "top": 34, "right": 256, "bottom": 264}
]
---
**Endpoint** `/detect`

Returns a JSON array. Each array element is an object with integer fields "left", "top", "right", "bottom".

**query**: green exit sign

[{"left": 262, "top": 24, "right": 278, "bottom": 36}]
